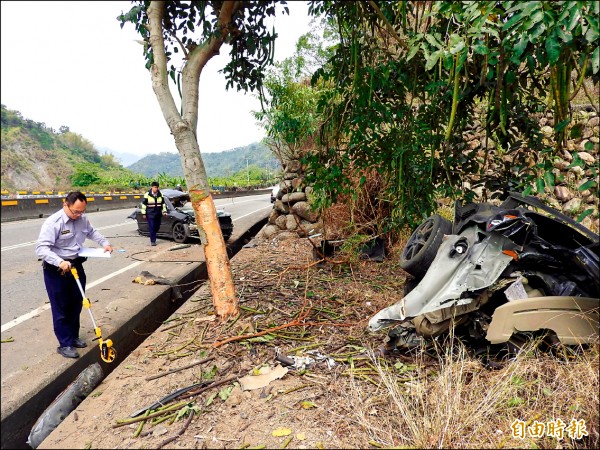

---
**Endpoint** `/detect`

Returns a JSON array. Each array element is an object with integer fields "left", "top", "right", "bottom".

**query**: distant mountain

[
  {"left": 127, "top": 142, "right": 280, "bottom": 178},
  {"left": 0, "top": 104, "right": 279, "bottom": 191},
  {"left": 0, "top": 104, "right": 127, "bottom": 191},
  {"left": 99, "top": 148, "right": 144, "bottom": 167}
]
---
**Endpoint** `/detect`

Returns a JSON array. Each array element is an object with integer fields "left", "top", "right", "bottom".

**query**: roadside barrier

[{"left": 0, "top": 189, "right": 270, "bottom": 222}]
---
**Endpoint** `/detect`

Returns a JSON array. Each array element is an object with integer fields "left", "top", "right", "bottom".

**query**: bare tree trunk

[{"left": 147, "top": 0, "right": 239, "bottom": 318}]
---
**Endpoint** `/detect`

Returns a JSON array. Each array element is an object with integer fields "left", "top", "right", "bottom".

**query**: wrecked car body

[{"left": 368, "top": 192, "right": 599, "bottom": 350}]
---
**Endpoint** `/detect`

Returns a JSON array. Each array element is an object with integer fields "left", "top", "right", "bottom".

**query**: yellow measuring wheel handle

[{"left": 70, "top": 267, "right": 80, "bottom": 279}]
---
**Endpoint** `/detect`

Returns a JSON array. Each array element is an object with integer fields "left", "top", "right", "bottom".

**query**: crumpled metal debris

[{"left": 275, "top": 349, "right": 336, "bottom": 370}]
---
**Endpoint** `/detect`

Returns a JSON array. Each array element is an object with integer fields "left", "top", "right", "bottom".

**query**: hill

[
  {"left": 0, "top": 104, "right": 127, "bottom": 191},
  {"left": 126, "top": 142, "right": 279, "bottom": 179},
  {"left": 0, "top": 104, "right": 279, "bottom": 191}
]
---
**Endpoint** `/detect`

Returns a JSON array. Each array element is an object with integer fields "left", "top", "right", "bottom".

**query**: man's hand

[
  {"left": 58, "top": 260, "right": 71, "bottom": 274},
  {"left": 142, "top": 214, "right": 146, "bottom": 219},
  {"left": 104, "top": 244, "right": 114, "bottom": 254}
]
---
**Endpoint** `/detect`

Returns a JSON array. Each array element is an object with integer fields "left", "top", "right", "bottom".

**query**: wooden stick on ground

[{"left": 145, "top": 356, "right": 215, "bottom": 381}]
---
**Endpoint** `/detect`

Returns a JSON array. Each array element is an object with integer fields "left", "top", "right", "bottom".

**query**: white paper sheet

[{"left": 78, "top": 247, "right": 111, "bottom": 258}]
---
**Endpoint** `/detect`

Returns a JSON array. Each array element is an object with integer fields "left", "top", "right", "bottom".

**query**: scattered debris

[
  {"left": 169, "top": 244, "right": 192, "bottom": 251},
  {"left": 239, "top": 365, "right": 288, "bottom": 391}
]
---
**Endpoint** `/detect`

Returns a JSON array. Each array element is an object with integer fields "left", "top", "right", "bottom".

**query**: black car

[{"left": 127, "top": 189, "right": 233, "bottom": 243}]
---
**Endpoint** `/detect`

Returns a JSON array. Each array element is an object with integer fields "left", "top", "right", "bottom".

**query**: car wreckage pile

[{"left": 368, "top": 192, "right": 599, "bottom": 354}]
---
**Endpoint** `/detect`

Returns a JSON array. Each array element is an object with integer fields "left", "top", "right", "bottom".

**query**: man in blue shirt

[
  {"left": 36, "top": 191, "right": 113, "bottom": 359},
  {"left": 141, "top": 181, "right": 167, "bottom": 246}
]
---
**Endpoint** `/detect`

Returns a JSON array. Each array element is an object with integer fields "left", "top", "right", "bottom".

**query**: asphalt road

[{"left": 0, "top": 193, "right": 273, "bottom": 328}]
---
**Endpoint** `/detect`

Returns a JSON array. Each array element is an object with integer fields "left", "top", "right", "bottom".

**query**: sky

[{"left": 0, "top": 1, "right": 312, "bottom": 159}]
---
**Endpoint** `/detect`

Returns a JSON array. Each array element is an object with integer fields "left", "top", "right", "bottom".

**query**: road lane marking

[
  {"left": 232, "top": 204, "right": 273, "bottom": 221},
  {"left": 1, "top": 203, "right": 273, "bottom": 331},
  {"left": 0, "top": 259, "right": 148, "bottom": 332}
]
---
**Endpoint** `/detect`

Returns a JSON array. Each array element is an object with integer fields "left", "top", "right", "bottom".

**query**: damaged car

[
  {"left": 127, "top": 188, "right": 233, "bottom": 243},
  {"left": 368, "top": 192, "right": 599, "bottom": 352}
]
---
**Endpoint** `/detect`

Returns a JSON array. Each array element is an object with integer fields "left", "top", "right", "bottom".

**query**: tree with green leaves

[
  {"left": 118, "top": 1, "right": 288, "bottom": 318},
  {"left": 305, "top": 1, "right": 598, "bottom": 228}
]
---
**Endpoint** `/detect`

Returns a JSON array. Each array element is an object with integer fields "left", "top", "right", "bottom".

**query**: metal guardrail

[{"left": 0, "top": 189, "right": 271, "bottom": 222}]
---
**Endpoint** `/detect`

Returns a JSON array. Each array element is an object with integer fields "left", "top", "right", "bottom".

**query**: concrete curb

[{"left": 0, "top": 214, "right": 268, "bottom": 449}]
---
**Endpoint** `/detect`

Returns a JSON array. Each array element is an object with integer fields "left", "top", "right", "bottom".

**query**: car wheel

[
  {"left": 400, "top": 214, "right": 452, "bottom": 278},
  {"left": 222, "top": 232, "right": 231, "bottom": 242},
  {"left": 172, "top": 222, "right": 190, "bottom": 243}
]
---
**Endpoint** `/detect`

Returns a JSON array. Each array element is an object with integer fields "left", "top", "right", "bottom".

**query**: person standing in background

[
  {"left": 35, "top": 191, "right": 113, "bottom": 359},
  {"left": 141, "top": 181, "right": 167, "bottom": 246}
]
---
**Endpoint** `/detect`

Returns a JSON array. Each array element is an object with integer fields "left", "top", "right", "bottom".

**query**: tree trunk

[{"left": 147, "top": 0, "right": 239, "bottom": 318}]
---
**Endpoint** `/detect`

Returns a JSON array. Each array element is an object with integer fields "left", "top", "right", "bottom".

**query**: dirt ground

[
  {"left": 36, "top": 233, "right": 599, "bottom": 449},
  {"left": 40, "top": 235, "right": 413, "bottom": 449}
]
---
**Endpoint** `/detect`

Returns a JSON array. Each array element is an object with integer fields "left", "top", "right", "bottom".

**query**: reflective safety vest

[{"left": 141, "top": 190, "right": 167, "bottom": 218}]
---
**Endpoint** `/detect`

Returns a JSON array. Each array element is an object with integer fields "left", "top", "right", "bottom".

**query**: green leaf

[
  {"left": 578, "top": 180, "right": 597, "bottom": 191},
  {"left": 585, "top": 26, "right": 599, "bottom": 44},
  {"left": 554, "top": 118, "right": 570, "bottom": 132},
  {"left": 502, "top": 10, "right": 526, "bottom": 32},
  {"left": 406, "top": 44, "right": 420, "bottom": 61},
  {"left": 544, "top": 171, "right": 554, "bottom": 190},
  {"left": 576, "top": 209, "right": 594, "bottom": 222},
  {"left": 536, "top": 177, "right": 545, "bottom": 193},
  {"left": 568, "top": 10, "right": 581, "bottom": 31},
  {"left": 545, "top": 33, "right": 561, "bottom": 64},
  {"left": 425, "top": 34, "right": 442, "bottom": 49},
  {"left": 247, "top": 334, "right": 275, "bottom": 343},
  {"left": 593, "top": 47, "right": 600, "bottom": 74},
  {"left": 473, "top": 42, "right": 489, "bottom": 55},
  {"left": 513, "top": 35, "right": 528, "bottom": 58},
  {"left": 205, "top": 392, "right": 217, "bottom": 406},
  {"left": 449, "top": 39, "right": 465, "bottom": 55},
  {"left": 529, "top": 21, "right": 546, "bottom": 41},
  {"left": 219, "top": 385, "right": 234, "bottom": 401},
  {"left": 555, "top": 26, "right": 572, "bottom": 43},
  {"left": 425, "top": 50, "right": 442, "bottom": 71},
  {"left": 584, "top": 140, "right": 595, "bottom": 151},
  {"left": 523, "top": 9, "right": 545, "bottom": 31}
]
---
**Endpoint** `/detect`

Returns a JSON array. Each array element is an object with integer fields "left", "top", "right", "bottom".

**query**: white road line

[
  {"left": 1, "top": 204, "right": 272, "bottom": 332},
  {"left": 232, "top": 204, "right": 273, "bottom": 221},
  {"left": 1, "top": 260, "right": 145, "bottom": 332}
]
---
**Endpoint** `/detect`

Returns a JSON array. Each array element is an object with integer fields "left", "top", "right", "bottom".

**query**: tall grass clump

[{"left": 349, "top": 336, "right": 599, "bottom": 448}]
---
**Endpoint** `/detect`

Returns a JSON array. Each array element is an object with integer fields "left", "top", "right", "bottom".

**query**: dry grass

[
  {"left": 345, "top": 337, "right": 599, "bottom": 449},
  {"left": 46, "top": 234, "right": 598, "bottom": 450}
]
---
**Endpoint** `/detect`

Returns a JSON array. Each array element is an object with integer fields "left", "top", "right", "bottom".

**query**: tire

[
  {"left": 172, "top": 222, "right": 190, "bottom": 243},
  {"left": 222, "top": 232, "right": 232, "bottom": 242},
  {"left": 400, "top": 214, "right": 452, "bottom": 278}
]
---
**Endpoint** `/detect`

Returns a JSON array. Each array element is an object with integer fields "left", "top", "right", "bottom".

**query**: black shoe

[
  {"left": 151, "top": 242, "right": 157, "bottom": 246},
  {"left": 72, "top": 338, "right": 88, "bottom": 348},
  {"left": 57, "top": 346, "right": 79, "bottom": 359}
]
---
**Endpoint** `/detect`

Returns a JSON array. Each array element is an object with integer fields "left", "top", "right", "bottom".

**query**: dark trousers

[
  {"left": 147, "top": 215, "right": 162, "bottom": 243},
  {"left": 43, "top": 262, "right": 86, "bottom": 347}
]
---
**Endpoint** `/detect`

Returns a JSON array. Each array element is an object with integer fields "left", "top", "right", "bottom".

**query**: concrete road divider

[{"left": 1, "top": 190, "right": 270, "bottom": 222}]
